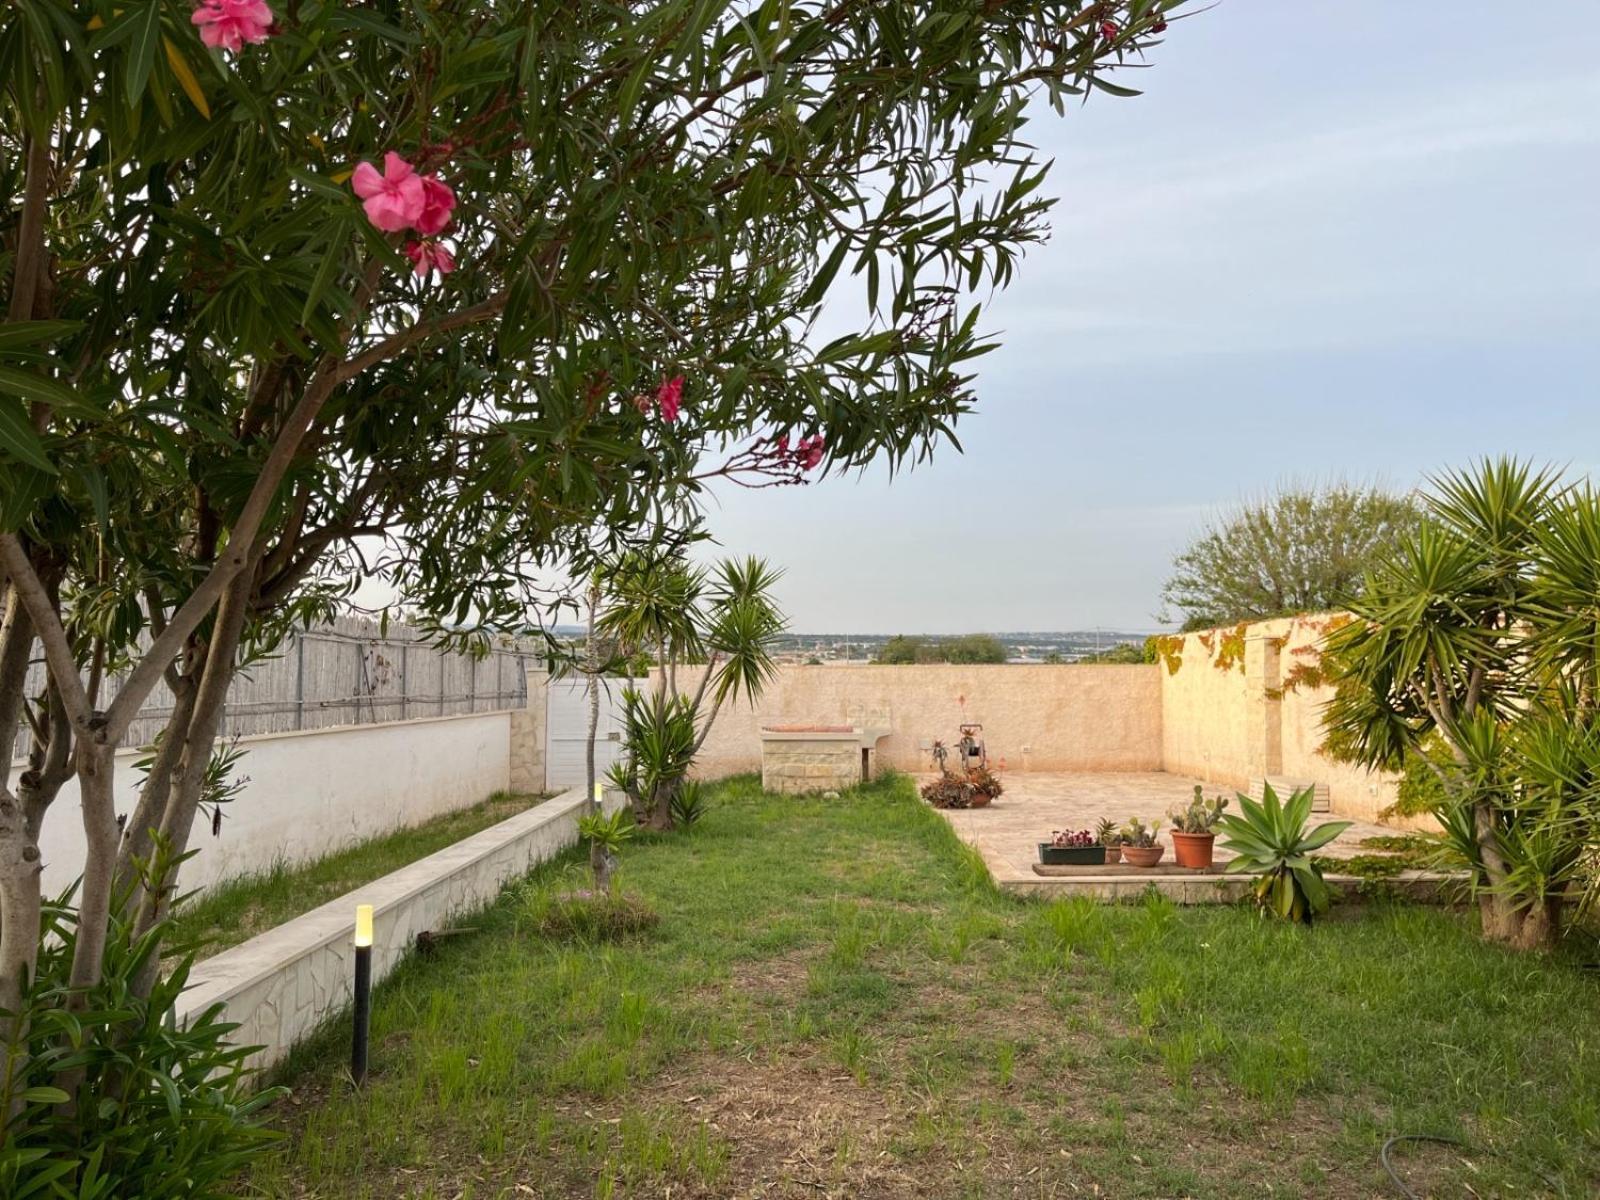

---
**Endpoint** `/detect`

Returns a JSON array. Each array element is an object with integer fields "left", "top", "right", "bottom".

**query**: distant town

[{"left": 769, "top": 630, "right": 1155, "bottom": 665}]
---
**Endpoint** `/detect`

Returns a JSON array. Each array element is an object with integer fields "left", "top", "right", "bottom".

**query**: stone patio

[{"left": 930, "top": 771, "right": 1451, "bottom": 902}]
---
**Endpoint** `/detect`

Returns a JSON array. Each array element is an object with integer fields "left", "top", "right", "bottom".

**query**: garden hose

[{"left": 1381, "top": 1134, "right": 1466, "bottom": 1199}]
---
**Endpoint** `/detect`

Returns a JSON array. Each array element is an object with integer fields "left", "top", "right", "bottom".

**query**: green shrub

[
  {"left": 670, "top": 780, "right": 706, "bottom": 827},
  {"left": 520, "top": 883, "right": 659, "bottom": 942},
  {"left": 0, "top": 898, "right": 281, "bottom": 1199}
]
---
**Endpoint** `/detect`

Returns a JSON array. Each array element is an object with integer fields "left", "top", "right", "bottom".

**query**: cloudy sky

[{"left": 692, "top": 0, "right": 1600, "bottom": 634}]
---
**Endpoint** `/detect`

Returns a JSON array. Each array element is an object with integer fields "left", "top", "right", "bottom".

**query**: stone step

[{"left": 1246, "top": 776, "right": 1330, "bottom": 812}]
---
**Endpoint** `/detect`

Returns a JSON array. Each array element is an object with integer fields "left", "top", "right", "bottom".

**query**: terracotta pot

[
  {"left": 1170, "top": 830, "right": 1216, "bottom": 870},
  {"left": 1104, "top": 844, "right": 1122, "bottom": 864},
  {"left": 967, "top": 791, "right": 993, "bottom": 808},
  {"left": 1120, "top": 844, "right": 1164, "bottom": 868}
]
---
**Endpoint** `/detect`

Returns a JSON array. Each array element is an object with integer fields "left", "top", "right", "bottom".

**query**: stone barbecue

[{"left": 759, "top": 723, "right": 885, "bottom": 794}]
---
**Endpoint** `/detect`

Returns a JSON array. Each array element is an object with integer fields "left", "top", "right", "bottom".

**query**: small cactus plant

[{"left": 1169, "top": 784, "right": 1228, "bottom": 835}]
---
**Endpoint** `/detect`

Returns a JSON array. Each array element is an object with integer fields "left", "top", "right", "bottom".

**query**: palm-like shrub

[
  {"left": 598, "top": 553, "right": 785, "bottom": 827},
  {"left": 576, "top": 808, "right": 634, "bottom": 894},
  {"left": 1216, "top": 783, "right": 1351, "bottom": 924},
  {"left": 605, "top": 689, "right": 698, "bottom": 830},
  {"left": 1323, "top": 459, "right": 1600, "bottom": 949}
]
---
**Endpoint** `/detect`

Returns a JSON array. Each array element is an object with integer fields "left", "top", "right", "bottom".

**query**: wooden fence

[{"left": 9, "top": 615, "right": 538, "bottom": 760}]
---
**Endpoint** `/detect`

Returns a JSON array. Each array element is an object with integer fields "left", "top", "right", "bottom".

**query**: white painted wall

[{"left": 28, "top": 711, "right": 513, "bottom": 897}]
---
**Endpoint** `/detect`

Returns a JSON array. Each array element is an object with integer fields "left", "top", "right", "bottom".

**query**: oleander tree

[
  {"left": 0, "top": 0, "right": 1186, "bottom": 1136},
  {"left": 1323, "top": 459, "right": 1600, "bottom": 951}
]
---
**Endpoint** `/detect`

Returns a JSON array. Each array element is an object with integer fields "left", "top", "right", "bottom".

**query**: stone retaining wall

[{"left": 178, "top": 786, "right": 615, "bottom": 1073}]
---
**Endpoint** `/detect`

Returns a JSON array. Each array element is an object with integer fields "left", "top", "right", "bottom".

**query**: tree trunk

[
  {"left": 67, "top": 737, "right": 119, "bottom": 998},
  {"left": 636, "top": 782, "right": 676, "bottom": 832},
  {"left": 129, "top": 575, "right": 251, "bottom": 980},
  {"left": 590, "top": 843, "right": 617, "bottom": 894},
  {"left": 584, "top": 578, "right": 601, "bottom": 815},
  {"left": 113, "top": 670, "right": 200, "bottom": 901},
  {"left": 0, "top": 783, "right": 41, "bottom": 1120},
  {"left": 0, "top": 583, "right": 33, "bottom": 786}
]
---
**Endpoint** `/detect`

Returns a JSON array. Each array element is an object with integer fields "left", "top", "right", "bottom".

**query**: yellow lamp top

[
  {"left": 594, "top": 780, "right": 604, "bottom": 805},
  {"left": 354, "top": 903, "right": 373, "bottom": 948}
]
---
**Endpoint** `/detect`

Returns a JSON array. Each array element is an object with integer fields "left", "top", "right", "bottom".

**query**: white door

[{"left": 545, "top": 676, "right": 647, "bottom": 790}]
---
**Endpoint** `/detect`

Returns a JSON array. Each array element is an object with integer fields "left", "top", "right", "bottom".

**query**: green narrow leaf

[
  {"left": 0, "top": 319, "right": 81, "bottom": 351},
  {"left": 0, "top": 397, "right": 55, "bottom": 473},
  {"left": 0, "top": 365, "right": 101, "bottom": 418},
  {"left": 126, "top": 1, "right": 162, "bottom": 106}
]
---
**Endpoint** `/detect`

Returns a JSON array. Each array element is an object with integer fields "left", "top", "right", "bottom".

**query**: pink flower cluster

[
  {"left": 192, "top": 0, "right": 273, "bottom": 52},
  {"left": 777, "top": 432, "right": 825, "bottom": 470},
  {"left": 656, "top": 376, "right": 684, "bottom": 423},
  {"left": 351, "top": 153, "right": 458, "bottom": 278},
  {"left": 405, "top": 241, "right": 455, "bottom": 277}
]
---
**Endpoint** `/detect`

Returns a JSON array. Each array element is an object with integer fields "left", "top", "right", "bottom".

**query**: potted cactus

[
  {"left": 1039, "top": 828, "right": 1106, "bottom": 866},
  {"left": 1119, "top": 817, "right": 1163, "bottom": 867},
  {"left": 1167, "top": 785, "right": 1229, "bottom": 869},
  {"left": 1096, "top": 817, "right": 1122, "bottom": 864}
]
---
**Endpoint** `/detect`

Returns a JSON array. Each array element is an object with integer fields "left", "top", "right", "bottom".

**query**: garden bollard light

[{"left": 352, "top": 903, "right": 373, "bottom": 1087}]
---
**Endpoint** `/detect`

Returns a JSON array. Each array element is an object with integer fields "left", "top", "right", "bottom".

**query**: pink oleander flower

[
  {"left": 798, "top": 433, "right": 825, "bottom": 470},
  {"left": 415, "top": 175, "right": 457, "bottom": 236},
  {"left": 405, "top": 239, "right": 456, "bottom": 279},
  {"left": 192, "top": 0, "right": 273, "bottom": 52},
  {"left": 656, "top": 375, "right": 684, "bottom": 423},
  {"left": 351, "top": 152, "right": 425, "bottom": 233}
]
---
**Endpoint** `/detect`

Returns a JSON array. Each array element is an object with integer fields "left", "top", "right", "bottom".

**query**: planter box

[{"left": 1038, "top": 843, "right": 1107, "bottom": 866}]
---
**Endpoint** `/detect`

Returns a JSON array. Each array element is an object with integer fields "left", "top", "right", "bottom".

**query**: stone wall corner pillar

[
  {"left": 1244, "top": 633, "right": 1283, "bottom": 779},
  {"left": 509, "top": 665, "right": 549, "bottom": 795}
]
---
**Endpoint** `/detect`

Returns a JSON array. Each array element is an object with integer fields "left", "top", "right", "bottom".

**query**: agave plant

[{"left": 1216, "top": 783, "right": 1351, "bottom": 924}]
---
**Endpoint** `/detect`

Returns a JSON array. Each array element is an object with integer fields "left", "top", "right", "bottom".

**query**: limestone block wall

[
  {"left": 178, "top": 786, "right": 619, "bottom": 1073},
  {"left": 679, "top": 664, "right": 1164, "bottom": 779},
  {"left": 1157, "top": 614, "right": 1422, "bottom": 828},
  {"left": 760, "top": 728, "right": 864, "bottom": 794}
]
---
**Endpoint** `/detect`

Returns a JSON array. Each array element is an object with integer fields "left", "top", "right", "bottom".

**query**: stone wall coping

[
  {"left": 177, "top": 785, "right": 586, "bottom": 1018},
  {"left": 759, "top": 728, "right": 864, "bottom": 742}
]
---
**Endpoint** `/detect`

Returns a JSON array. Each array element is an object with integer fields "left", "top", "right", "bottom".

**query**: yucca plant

[
  {"left": 1322, "top": 460, "right": 1600, "bottom": 948},
  {"left": 669, "top": 780, "right": 707, "bottom": 828},
  {"left": 1216, "top": 783, "right": 1351, "bottom": 924},
  {"left": 607, "top": 688, "right": 699, "bottom": 830},
  {"left": 576, "top": 808, "right": 634, "bottom": 894},
  {"left": 596, "top": 552, "right": 786, "bottom": 828}
]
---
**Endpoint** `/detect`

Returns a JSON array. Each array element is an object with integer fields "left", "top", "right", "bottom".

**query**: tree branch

[
  {"left": 0, "top": 539, "right": 89, "bottom": 735},
  {"left": 333, "top": 291, "right": 508, "bottom": 384},
  {"left": 6, "top": 131, "right": 51, "bottom": 323}
]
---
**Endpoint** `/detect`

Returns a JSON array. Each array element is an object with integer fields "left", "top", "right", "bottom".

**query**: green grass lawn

[
  {"left": 239, "top": 774, "right": 1599, "bottom": 1199},
  {"left": 172, "top": 790, "right": 546, "bottom": 959}
]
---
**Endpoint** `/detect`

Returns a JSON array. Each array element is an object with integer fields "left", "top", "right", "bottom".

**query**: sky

[{"left": 690, "top": 0, "right": 1600, "bottom": 634}]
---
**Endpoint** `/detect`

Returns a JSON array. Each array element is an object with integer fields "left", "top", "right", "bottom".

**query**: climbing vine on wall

[
  {"left": 1212, "top": 624, "right": 1248, "bottom": 674},
  {"left": 1147, "top": 635, "right": 1185, "bottom": 675}
]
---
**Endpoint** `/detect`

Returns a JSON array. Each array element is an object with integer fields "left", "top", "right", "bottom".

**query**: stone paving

[{"left": 928, "top": 771, "right": 1420, "bottom": 901}]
